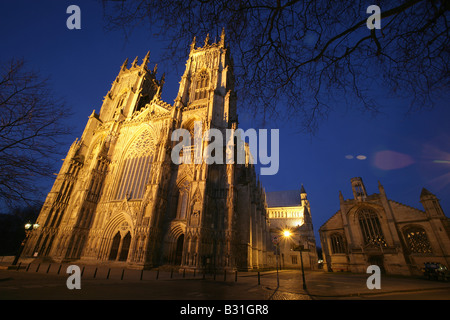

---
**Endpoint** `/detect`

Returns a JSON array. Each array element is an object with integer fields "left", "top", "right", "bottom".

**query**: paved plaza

[{"left": 1, "top": 261, "right": 450, "bottom": 301}]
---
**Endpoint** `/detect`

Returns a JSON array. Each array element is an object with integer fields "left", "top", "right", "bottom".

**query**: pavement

[{"left": 1, "top": 260, "right": 450, "bottom": 301}]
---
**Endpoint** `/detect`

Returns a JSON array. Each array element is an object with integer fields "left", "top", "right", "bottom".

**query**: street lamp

[
  {"left": 290, "top": 231, "right": 307, "bottom": 291},
  {"left": 11, "top": 222, "right": 39, "bottom": 266}
]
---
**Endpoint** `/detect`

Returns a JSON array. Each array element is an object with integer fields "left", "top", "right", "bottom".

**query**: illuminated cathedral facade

[{"left": 22, "top": 31, "right": 273, "bottom": 271}]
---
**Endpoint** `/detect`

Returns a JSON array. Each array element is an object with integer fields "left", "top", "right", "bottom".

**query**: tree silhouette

[
  {"left": 102, "top": 0, "right": 449, "bottom": 131},
  {"left": 0, "top": 58, "right": 72, "bottom": 208}
]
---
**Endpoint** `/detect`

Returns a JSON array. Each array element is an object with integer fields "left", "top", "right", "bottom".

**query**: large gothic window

[
  {"left": 114, "top": 129, "right": 155, "bottom": 200},
  {"left": 358, "top": 208, "right": 387, "bottom": 247},
  {"left": 404, "top": 227, "right": 432, "bottom": 254},
  {"left": 193, "top": 71, "right": 209, "bottom": 101},
  {"left": 330, "top": 233, "right": 346, "bottom": 254}
]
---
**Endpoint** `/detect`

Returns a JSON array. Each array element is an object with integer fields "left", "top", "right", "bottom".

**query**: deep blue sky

[{"left": 1, "top": 1, "right": 449, "bottom": 244}]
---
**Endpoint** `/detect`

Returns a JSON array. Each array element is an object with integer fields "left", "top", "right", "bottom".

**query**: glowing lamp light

[{"left": 283, "top": 230, "right": 292, "bottom": 238}]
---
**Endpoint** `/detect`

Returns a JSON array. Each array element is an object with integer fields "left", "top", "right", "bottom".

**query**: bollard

[
  {"left": 235, "top": 270, "right": 237, "bottom": 282},
  {"left": 156, "top": 269, "right": 159, "bottom": 279},
  {"left": 194, "top": 269, "right": 196, "bottom": 278},
  {"left": 121, "top": 269, "right": 125, "bottom": 280},
  {"left": 35, "top": 263, "right": 40, "bottom": 272},
  {"left": 140, "top": 269, "right": 144, "bottom": 281},
  {"left": 81, "top": 266, "right": 85, "bottom": 277},
  {"left": 171, "top": 268, "right": 173, "bottom": 278},
  {"left": 183, "top": 268, "right": 185, "bottom": 278},
  {"left": 26, "top": 263, "right": 31, "bottom": 272},
  {"left": 57, "top": 264, "right": 62, "bottom": 274},
  {"left": 106, "top": 268, "right": 111, "bottom": 279},
  {"left": 258, "top": 271, "right": 260, "bottom": 285},
  {"left": 93, "top": 267, "right": 98, "bottom": 278},
  {"left": 224, "top": 270, "right": 227, "bottom": 281},
  {"left": 46, "top": 264, "right": 52, "bottom": 274},
  {"left": 16, "top": 262, "right": 21, "bottom": 271}
]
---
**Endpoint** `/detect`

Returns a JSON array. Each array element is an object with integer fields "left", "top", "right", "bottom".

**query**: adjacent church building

[
  {"left": 22, "top": 31, "right": 273, "bottom": 271},
  {"left": 320, "top": 177, "right": 450, "bottom": 276},
  {"left": 266, "top": 186, "right": 318, "bottom": 270}
]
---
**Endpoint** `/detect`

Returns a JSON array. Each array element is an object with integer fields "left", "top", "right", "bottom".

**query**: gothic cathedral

[{"left": 23, "top": 31, "right": 272, "bottom": 271}]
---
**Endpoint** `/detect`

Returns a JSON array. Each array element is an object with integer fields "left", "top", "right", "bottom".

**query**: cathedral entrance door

[
  {"left": 175, "top": 234, "right": 184, "bottom": 265},
  {"left": 109, "top": 232, "right": 121, "bottom": 260},
  {"left": 118, "top": 232, "right": 132, "bottom": 261}
]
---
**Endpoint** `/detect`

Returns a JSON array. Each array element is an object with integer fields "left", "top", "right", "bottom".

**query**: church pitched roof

[{"left": 266, "top": 190, "right": 300, "bottom": 208}]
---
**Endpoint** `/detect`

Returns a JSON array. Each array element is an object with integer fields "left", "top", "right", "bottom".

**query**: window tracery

[
  {"left": 193, "top": 71, "right": 209, "bottom": 101},
  {"left": 114, "top": 129, "right": 155, "bottom": 200},
  {"left": 404, "top": 227, "right": 432, "bottom": 253},
  {"left": 330, "top": 233, "right": 346, "bottom": 254},
  {"left": 358, "top": 208, "right": 386, "bottom": 247}
]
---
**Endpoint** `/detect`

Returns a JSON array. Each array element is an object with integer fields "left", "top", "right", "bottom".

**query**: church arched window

[
  {"left": 114, "top": 129, "right": 155, "bottom": 200},
  {"left": 330, "top": 233, "right": 346, "bottom": 254},
  {"left": 193, "top": 71, "right": 209, "bottom": 101},
  {"left": 357, "top": 208, "right": 386, "bottom": 247},
  {"left": 404, "top": 226, "right": 432, "bottom": 254}
]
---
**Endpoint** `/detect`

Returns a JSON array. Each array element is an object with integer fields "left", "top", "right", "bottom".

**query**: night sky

[{"left": 1, "top": 1, "right": 449, "bottom": 245}]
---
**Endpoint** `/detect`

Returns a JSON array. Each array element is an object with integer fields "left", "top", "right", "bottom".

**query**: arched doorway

[
  {"left": 109, "top": 232, "right": 121, "bottom": 261},
  {"left": 175, "top": 234, "right": 184, "bottom": 265},
  {"left": 119, "top": 232, "right": 132, "bottom": 261}
]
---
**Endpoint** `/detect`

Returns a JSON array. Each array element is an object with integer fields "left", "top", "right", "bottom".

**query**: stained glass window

[
  {"left": 404, "top": 227, "right": 432, "bottom": 253},
  {"left": 358, "top": 208, "right": 387, "bottom": 247}
]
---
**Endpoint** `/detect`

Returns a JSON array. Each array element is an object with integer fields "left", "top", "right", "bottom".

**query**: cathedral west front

[{"left": 22, "top": 31, "right": 274, "bottom": 271}]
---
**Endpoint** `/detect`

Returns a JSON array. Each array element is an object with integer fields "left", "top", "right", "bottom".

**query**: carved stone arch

[
  {"left": 87, "top": 134, "right": 106, "bottom": 160},
  {"left": 190, "top": 187, "right": 203, "bottom": 206},
  {"left": 121, "top": 121, "right": 165, "bottom": 160},
  {"left": 99, "top": 212, "right": 134, "bottom": 261},
  {"left": 102, "top": 212, "right": 134, "bottom": 240},
  {"left": 181, "top": 116, "right": 202, "bottom": 131}
]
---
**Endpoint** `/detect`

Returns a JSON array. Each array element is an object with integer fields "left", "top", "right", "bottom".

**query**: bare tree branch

[
  {"left": 101, "top": 0, "right": 449, "bottom": 132},
  {"left": 0, "top": 58, "right": 73, "bottom": 209}
]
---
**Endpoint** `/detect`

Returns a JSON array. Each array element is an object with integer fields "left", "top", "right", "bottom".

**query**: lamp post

[
  {"left": 272, "top": 236, "right": 280, "bottom": 287},
  {"left": 298, "top": 244, "right": 307, "bottom": 290},
  {"left": 291, "top": 231, "right": 307, "bottom": 291},
  {"left": 12, "top": 222, "right": 39, "bottom": 266}
]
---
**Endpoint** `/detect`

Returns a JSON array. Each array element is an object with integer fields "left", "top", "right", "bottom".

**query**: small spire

[
  {"left": 121, "top": 58, "right": 128, "bottom": 71},
  {"left": 378, "top": 180, "right": 385, "bottom": 193},
  {"left": 420, "top": 187, "right": 435, "bottom": 199},
  {"left": 153, "top": 64, "right": 158, "bottom": 74},
  {"left": 339, "top": 190, "right": 344, "bottom": 203},
  {"left": 300, "top": 184, "right": 306, "bottom": 194},
  {"left": 204, "top": 33, "right": 210, "bottom": 46},
  {"left": 219, "top": 27, "right": 225, "bottom": 46},
  {"left": 142, "top": 51, "right": 150, "bottom": 67},
  {"left": 131, "top": 56, "right": 138, "bottom": 67},
  {"left": 190, "top": 36, "right": 196, "bottom": 51}
]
